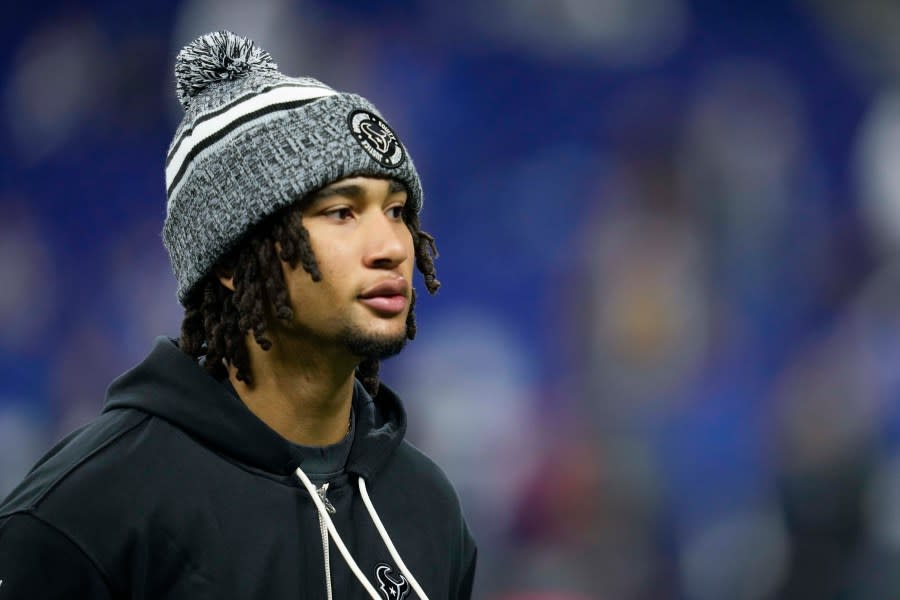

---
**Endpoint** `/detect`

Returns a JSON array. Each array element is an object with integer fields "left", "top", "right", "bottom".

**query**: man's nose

[{"left": 363, "top": 214, "right": 409, "bottom": 269}]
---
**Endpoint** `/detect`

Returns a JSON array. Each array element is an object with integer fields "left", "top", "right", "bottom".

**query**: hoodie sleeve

[{"left": 0, "top": 513, "right": 113, "bottom": 599}]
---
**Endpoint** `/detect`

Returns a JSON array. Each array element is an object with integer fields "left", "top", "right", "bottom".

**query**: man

[{"left": 0, "top": 31, "right": 476, "bottom": 599}]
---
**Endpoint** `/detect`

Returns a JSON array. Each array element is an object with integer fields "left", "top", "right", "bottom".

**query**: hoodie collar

[{"left": 103, "top": 337, "right": 407, "bottom": 477}]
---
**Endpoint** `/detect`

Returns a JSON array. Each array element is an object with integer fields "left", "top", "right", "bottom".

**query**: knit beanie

[{"left": 163, "top": 30, "right": 423, "bottom": 305}]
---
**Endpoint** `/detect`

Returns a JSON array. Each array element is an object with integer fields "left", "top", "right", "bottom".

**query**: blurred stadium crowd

[{"left": 4, "top": 0, "right": 900, "bottom": 598}]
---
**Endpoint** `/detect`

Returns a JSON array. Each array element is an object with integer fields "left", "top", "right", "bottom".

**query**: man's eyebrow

[
  {"left": 307, "top": 180, "right": 407, "bottom": 203},
  {"left": 388, "top": 180, "right": 406, "bottom": 195},
  {"left": 307, "top": 184, "right": 364, "bottom": 203}
]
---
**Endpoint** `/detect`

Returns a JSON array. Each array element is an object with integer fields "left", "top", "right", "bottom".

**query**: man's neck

[{"left": 227, "top": 333, "right": 357, "bottom": 447}]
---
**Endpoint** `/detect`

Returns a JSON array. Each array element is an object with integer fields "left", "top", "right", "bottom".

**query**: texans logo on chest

[{"left": 374, "top": 563, "right": 410, "bottom": 600}]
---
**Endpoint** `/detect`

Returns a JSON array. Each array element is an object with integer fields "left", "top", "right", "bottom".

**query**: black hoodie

[{"left": 0, "top": 337, "right": 476, "bottom": 599}]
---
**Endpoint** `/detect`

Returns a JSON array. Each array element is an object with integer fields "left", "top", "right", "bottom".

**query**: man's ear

[{"left": 215, "top": 267, "right": 235, "bottom": 292}]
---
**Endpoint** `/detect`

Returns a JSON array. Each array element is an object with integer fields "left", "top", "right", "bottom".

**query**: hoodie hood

[{"left": 103, "top": 337, "right": 407, "bottom": 477}]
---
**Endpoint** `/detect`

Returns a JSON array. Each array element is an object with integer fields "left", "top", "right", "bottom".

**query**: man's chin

[{"left": 339, "top": 328, "right": 408, "bottom": 361}]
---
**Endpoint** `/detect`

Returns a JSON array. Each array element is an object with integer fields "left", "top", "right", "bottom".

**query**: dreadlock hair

[{"left": 179, "top": 182, "right": 440, "bottom": 397}]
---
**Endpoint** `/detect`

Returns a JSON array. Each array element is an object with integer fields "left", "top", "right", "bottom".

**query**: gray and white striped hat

[{"left": 163, "top": 30, "right": 423, "bottom": 304}]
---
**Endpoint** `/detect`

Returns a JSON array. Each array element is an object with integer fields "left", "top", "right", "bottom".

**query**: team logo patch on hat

[{"left": 348, "top": 110, "right": 405, "bottom": 168}]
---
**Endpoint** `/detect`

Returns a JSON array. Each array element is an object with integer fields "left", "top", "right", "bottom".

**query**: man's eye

[{"left": 325, "top": 207, "right": 353, "bottom": 220}]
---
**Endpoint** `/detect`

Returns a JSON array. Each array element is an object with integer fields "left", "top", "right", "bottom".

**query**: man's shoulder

[
  {"left": 387, "top": 439, "right": 463, "bottom": 504},
  {"left": 0, "top": 408, "right": 152, "bottom": 516},
  {"left": 375, "top": 439, "right": 474, "bottom": 558}
]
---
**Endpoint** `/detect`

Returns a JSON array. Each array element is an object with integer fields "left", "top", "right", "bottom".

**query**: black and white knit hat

[{"left": 163, "top": 30, "right": 423, "bottom": 304}]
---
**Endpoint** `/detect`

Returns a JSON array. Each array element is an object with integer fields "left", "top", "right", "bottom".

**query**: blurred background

[{"left": 4, "top": 0, "right": 900, "bottom": 597}]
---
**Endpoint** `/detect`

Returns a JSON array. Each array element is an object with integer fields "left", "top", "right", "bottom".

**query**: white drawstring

[
  {"left": 358, "top": 477, "right": 430, "bottom": 600},
  {"left": 294, "top": 466, "right": 431, "bottom": 600},
  {"left": 295, "top": 466, "right": 382, "bottom": 599}
]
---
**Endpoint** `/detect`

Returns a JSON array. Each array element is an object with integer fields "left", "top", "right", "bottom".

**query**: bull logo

[
  {"left": 348, "top": 110, "right": 406, "bottom": 168},
  {"left": 375, "top": 563, "right": 411, "bottom": 600},
  {"left": 360, "top": 120, "right": 393, "bottom": 154}
]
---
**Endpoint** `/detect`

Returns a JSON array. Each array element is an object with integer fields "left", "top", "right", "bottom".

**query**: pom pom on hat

[{"left": 174, "top": 30, "right": 278, "bottom": 108}]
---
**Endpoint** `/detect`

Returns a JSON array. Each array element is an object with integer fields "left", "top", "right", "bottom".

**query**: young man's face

[{"left": 278, "top": 176, "right": 415, "bottom": 360}]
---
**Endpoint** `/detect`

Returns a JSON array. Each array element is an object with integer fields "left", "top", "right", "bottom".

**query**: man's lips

[{"left": 358, "top": 279, "right": 409, "bottom": 316}]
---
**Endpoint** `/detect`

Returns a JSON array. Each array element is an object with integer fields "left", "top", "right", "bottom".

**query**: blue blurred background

[{"left": 5, "top": 0, "right": 900, "bottom": 598}]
